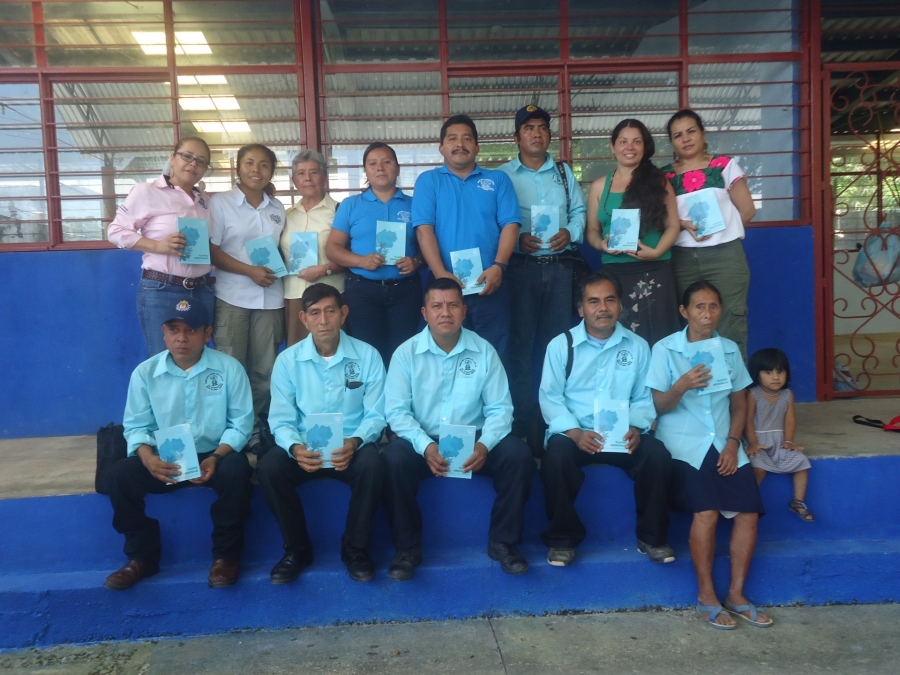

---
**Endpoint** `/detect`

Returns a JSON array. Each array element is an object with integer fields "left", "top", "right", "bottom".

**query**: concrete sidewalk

[{"left": 1, "top": 604, "right": 897, "bottom": 674}]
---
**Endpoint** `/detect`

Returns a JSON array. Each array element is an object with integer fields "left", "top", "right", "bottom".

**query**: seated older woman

[
  {"left": 646, "top": 280, "right": 772, "bottom": 630},
  {"left": 280, "top": 150, "right": 345, "bottom": 346}
]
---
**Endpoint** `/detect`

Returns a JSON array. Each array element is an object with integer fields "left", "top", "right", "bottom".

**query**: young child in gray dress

[{"left": 744, "top": 348, "right": 814, "bottom": 522}]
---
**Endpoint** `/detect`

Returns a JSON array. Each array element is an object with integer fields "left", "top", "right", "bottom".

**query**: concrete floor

[
  {"left": 1, "top": 397, "right": 898, "bottom": 500},
  {"left": 0, "top": 605, "right": 897, "bottom": 674}
]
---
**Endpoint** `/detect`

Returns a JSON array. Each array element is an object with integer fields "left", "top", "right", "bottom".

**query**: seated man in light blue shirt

[
  {"left": 382, "top": 277, "right": 536, "bottom": 580},
  {"left": 105, "top": 297, "right": 254, "bottom": 591},
  {"left": 539, "top": 271, "right": 674, "bottom": 567},
  {"left": 256, "top": 283, "right": 387, "bottom": 584}
]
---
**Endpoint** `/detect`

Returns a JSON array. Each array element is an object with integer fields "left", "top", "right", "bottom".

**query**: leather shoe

[
  {"left": 269, "top": 549, "right": 313, "bottom": 585},
  {"left": 387, "top": 547, "right": 422, "bottom": 582},
  {"left": 104, "top": 559, "right": 159, "bottom": 590},
  {"left": 488, "top": 541, "right": 529, "bottom": 575},
  {"left": 208, "top": 558, "right": 240, "bottom": 588},
  {"left": 341, "top": 547, "right": 375, "bottom": 583}
]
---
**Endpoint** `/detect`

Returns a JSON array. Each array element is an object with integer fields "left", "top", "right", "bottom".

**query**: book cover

[
  {"left": 686, "top": 337, "right": 732, "bottom": 395},
  {"left": 153, "top": 423, "right": 201, "bottom": 482},
  {"left": 245, "top": 235, "right": 288, "bottom": 277},
  {"left": 288, "top": 231, "right": 319, "bottom": 274},
  {"left": 450, "top": 247, "right": 486, "bottom": 295},
  {"left": 608, "top": 209, "right": 640, "bottom": 252},
  {"left": 177, "top": 217, "right": 211, "bottom": 265},
  {"left": 375, "top": 220, "right": 407, "bottom": 265},
  {"left": 530, "top": 205, "right": 560, "bottom": 249},
  {"left": 593, "top": 399, "right": 630, "bottom": 453},
  {"left": 305, "top": 413, "right": 344, "bottom": 469},
  {"left": 438, "top": 424, "right": 476, "bottom": 479},
  {"left": 683, "top": 190, "right": 727, "bottom": 237}
]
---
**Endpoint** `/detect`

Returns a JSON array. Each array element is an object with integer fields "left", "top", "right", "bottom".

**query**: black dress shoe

[
  {"left": 488, "top": 541, "right": 529, "bottom": 575},
  {"left": 269, "top": 549, "right": 313, "bottom": 585},
  {"left": 341, "top": 547, "right": 375, "bottom": 583},
  {"left": 387, "top": 547, "right": 422, "bottom": 582},
  {"left": 104, "top": 559, "right": 160, "bottom": 590}
]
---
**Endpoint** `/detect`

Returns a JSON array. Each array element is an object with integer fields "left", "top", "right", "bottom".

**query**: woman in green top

[{"left": 585, "top": 118, "right": 682, "bottom": 346}]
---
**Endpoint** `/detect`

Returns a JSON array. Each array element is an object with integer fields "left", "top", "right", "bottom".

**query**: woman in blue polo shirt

[
  {"left": 646, "top": 281, "right": 771, "bottom": 630},
  {"left": 326, "top": 142, "right": 424, "bottom": 366}
]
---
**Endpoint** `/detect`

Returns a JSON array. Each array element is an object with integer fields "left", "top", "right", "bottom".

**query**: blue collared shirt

[
  {"left": 646, "top": 328, "right": 752, "bottom": 470},
  {"left": 331, "top": 188, "right": 416, "bottom": 280},
  {"left": 539, "top": 321, "right": 655, "bottom": 445},
  {"left": 385, "top": 326, "right": 513, "bottom": 455},
  {"left": 411, "top": 164, "right": 521, "bottom": 272},
  {"left": 123, "top": 347, "right": 253, "bottom": 456},
  {"left": 499, "top": 154, "right": 586, "bottom": 256},
  {"left": 269, "top": 330, "right": 386, "bottom": 454}
]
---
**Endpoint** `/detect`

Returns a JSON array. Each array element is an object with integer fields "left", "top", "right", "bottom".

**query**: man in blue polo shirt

[
  {"left": 500, "top": 105, "right": 587, "bottom": 439},
  {"left": 104, "top": 297, "right": 254, "bottom": 591},
  {"left": 539, "top": 271, "right": 674, "bottom": 567},
  {"left": 412, "top": 114, "right": 521, "bottom": 361}
]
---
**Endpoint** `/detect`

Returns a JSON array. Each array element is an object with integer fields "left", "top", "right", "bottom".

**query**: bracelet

[
  {"left": 726, "top": 436, "right": 741, "bottom": 444},
  {"left": 209, "top": 453, "right": 224, "bottom": 463}
]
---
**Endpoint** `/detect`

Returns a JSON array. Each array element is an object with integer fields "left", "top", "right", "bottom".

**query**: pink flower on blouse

[
  {"left": 709, "top": 156, "right": 730, "bottom": 169},
  {"left": 665, "top": 172, "right": 676, "bottom": 180},
  {"left": 682, "top": 170, "right": 707, "bottom": 192}
]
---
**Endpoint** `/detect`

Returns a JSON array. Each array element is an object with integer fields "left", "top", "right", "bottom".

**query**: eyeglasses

[{"left": 174, "top": 151, "right": 210, "bottom": 169}]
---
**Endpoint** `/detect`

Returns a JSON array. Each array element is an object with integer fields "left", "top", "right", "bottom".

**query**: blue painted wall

[{"left": 0, "top": 226, "right": 816, "bottom": 438}]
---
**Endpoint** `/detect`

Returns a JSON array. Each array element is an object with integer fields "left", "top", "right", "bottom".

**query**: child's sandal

[{"left": 789, "top": 499, "right": 815, "bottom": 522}]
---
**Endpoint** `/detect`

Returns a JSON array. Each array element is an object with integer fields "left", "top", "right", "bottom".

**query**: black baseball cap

[{"left": 514, "top": 105, "right": 551, "bottom": 134}]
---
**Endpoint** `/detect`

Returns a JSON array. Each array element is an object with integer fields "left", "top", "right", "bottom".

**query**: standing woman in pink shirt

[{"left": 108, "top": 137, "right": 215, "bottom": 357}]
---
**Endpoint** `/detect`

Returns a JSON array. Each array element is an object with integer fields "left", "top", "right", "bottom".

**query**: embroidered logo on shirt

[
  {"left": 397, "top": 211, "right": 412, "bottom": 222},
  {"left": 269, "top": 213, "right": 282, "bottom": 225},
  {"left": 616, "top": 349, "right": 634, "bottom": 367},
  {"left": 477, "top": 179, "right": 495, "bottom": 192},
  {"left": 458, "top": 358, "right": 477, "bottom": 376},
  {"left": 205, "top": 372, "right": 224, "bottom": 392},
  {"left": 551, "top": 173, "right": 563, "bottom": 186},
  {"left": 344, "top": 362, "right": 361, "bottom": 381},
  {"left": 176, "top": 300, "right": 191, "bottom": 312}
]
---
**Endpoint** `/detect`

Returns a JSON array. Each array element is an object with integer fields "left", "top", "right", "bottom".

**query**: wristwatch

[
  {"left": 492, "top": 260, "right": 508, "bottom": 272},
  {"left": 324, "top": 266, "right": 333, "bottom": 276}
]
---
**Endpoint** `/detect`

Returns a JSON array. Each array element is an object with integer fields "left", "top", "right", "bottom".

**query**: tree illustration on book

[
  {"left": 593, "top": 409, "right": 620, "bottom": 437},
  {"left": 249, "top": 246, "right": 271, "bottom": 266},
  {"left": 158, "top": 438, "right": 185, "bottom": 463},
  {"left": 306, "top": 424, "right": 333, "bottom": 452},
  {"left": 455, "top": 258, "right": 474, "bottom": 286},
  {"left": 688, "top": 200, "right": 711, "bottom": 231},
  {"left": 375, "top": 229, "right": 398, "bottom": 257},
  {"left": 439, "top": 435, "right": 464, "bottom": 460},
  {"left": 182, "top": 225, "right": 200, "bottom": 258},
  {"left": 609, "top": 216, "right": 632, "bottom": 249},
  {"left": 290, "top": 238, "right": 310, "bottom": 270},
  {"left": 532, "top": 212, "right": 551, "bottom": 240}
]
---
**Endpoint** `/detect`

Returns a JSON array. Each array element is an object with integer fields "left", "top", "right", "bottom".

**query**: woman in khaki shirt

[{"left": 280, "top": 150, "right": 345, "bottom": 346}]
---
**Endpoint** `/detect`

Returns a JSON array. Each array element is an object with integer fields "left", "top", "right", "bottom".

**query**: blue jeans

[
  {"left": 136, "top": 277, "right": 215, "bottom": 357},
  {"left": 462, "top": 280, "right": 511, "bottom": 368},
  {"left": 344, "top": 272, "right": 423, "bottom": 368},
  {"left": 507, "top": 254, "right": 574, "bottom": 435}
]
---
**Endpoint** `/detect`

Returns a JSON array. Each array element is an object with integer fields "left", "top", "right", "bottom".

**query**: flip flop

[
  {"left": 724, "top": 601, "right": 774, "bottom": 627},
  {"left": 697, "top": 602, "right": 737, "bottom": 630},
  {"left": 789, "top": 499, "right": 815, "bottom": 522}
]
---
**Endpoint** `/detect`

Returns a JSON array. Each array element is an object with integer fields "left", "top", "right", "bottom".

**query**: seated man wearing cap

[
  {"left": 382, "top": 277, "right": 536, "bottom": 580},
  {"left": 104, "top": 297, "right": 254, "bottom": 590},
  {"left": 499, "top": 105, "right": 587, "bottom": 441}
]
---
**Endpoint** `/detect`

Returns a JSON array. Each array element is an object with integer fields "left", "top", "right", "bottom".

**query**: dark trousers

[
  {"left": 507, "top": 254, "right": 574, "bottom": 435},
  {"left": 540, "top": 433, "right": 672, "bottom": 548},
  {"left": 382, "top": 434, "right": 535, "bottom": 550},
  {"left": 462, "top": 281, "right": 511, "bottom": 367},
  {"left": 256, "top": 443, "right": 384, "bottom": 552},
  {"left": 108, "top": 451, "right": 253, "bottom": 563},
  {"left": 344, "top": 272, "right": 422, "bottom": 368}
]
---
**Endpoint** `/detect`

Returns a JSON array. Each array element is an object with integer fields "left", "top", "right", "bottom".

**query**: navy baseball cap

[
  {"left": 161, "top": 297, "right": 210, "bottom": 329},
  {"left": 514, "top": 105, "right": 551, "bottom": 134}
]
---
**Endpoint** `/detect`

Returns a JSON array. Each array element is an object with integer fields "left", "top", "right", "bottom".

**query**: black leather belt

[
  {"left": 347, "top": 270, "right": 417, "bottom": 286},
  {"left": 142, "top": 269, "right": 216, "bottom": 290},
  {"left": 513, "top": 253, "right": 565, "bottom": 265}
]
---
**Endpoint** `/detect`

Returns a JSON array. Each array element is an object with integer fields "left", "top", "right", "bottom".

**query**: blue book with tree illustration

[
  {"left": 531, "top": 205, "right": 560, "bottom": 249},
  {"left": 305, "top": 413, "right": 343, "bottom": 469},
  {"left": 608, "top": 209, "right": 640, "bottom": 252},
  {"left": 375, "top": 221, "right": 406, "bottom": 264},
  {"left": 683, "top": 190, "right": 726, "bottom": 237},
  {"left": 177, "top": 217, "right": 210, "bottom": 265},
  {"left": 438, "top": 424, "right": 476, "bottom": 479},
  {"left": 288, "top": 232, "right": 318, "bottom": 273},
  {"left": 685, "top": 337, "right": 731, "bottom": 395},
  {"left": 450, "top": 247, "right": 485, "bottom": 295},
  {"left": 245, "top": 235, "right": 288, "bottom": 277},
  {"left": 153, "top": 423, "right": 201, "bottom": 482},
  {"left": 593, "top": 399, "right": 630, "bottom": 453}
]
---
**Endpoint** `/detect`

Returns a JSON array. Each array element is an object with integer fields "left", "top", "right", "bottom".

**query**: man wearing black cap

[
  {"left": 499, "top": 105, "right": 587, "bottom": 440},
  {"left": 104, "top": 297, "right": 254, "bottom": 591}
]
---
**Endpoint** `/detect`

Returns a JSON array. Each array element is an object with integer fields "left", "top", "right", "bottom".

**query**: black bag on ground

[
  {"left": 95, "top": 422, "right": 127, "bottom": 495},
  {"left": 256, "top": 413, "right": 275, "bottom": 459}
]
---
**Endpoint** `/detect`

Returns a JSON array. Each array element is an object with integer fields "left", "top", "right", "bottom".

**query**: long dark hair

[
  {"left": 612, "top": 119, "right": 668, "bottom": 236},
  {"left": 236, "top": 143, "right": 277, "bottom": 197}
]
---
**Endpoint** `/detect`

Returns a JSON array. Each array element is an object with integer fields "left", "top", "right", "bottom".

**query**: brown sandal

[{"left": 789, "top": 499, "right": 815, "bottom": 522}]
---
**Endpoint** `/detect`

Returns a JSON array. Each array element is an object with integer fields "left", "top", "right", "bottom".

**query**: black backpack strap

[
  {"left": 556, "top": 161, "right": 571, "bottom": 217},
  {"left": 565, "top": 330, "right": 574, "bottom": 380}
]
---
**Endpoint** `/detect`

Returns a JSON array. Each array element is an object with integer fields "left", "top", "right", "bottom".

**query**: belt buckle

[
  {"left": 182, "top": 277, "right": 197, "bottom": 290},
  {"left": 535, "top": 255, "right": 552, "bottom": 265}
]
